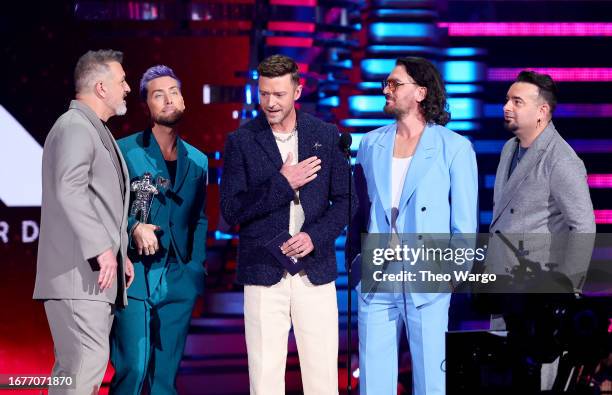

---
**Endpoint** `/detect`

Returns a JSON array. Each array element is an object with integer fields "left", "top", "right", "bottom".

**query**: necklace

[{"left": 273, "top": 126, "right": 297, "bottom": 143}]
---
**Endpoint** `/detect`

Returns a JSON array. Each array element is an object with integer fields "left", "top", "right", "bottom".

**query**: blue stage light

[
  {"left": 245, "top": 85, "right": 252, "bottom": 105},
  {"left": 441, "top": 61, "right": 486, "bottom": 83},
  {"left": 361, "top": 59, "right": 395, "bottom": 77},
  {"left": 447, "top": 121, "right": 480, "bottom": 131},
  {"left": 448, "top": 98, "right": 483, "bottom": 119},
  {"left": 445, "top": 47, "right": 487, "bottom": 57},
  {"left": 348, "top": 95, "right": 384, "bottom": 115},
  {"left": 446, "top": 84, "right": 483, "bottom": 94},
  {"left": 369, "top": 22, "right": 435, "bottom": 41},
  {"left": 319, "top": 96, "right": 340, "bottom": 107},
  {"left": 480, "top": 211, "right": 493, "bottom": 224}
]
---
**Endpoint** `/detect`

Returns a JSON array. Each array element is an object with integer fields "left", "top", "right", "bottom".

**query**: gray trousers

[{"left": 44, "top": 299, "right": 114, "bottom": 395}]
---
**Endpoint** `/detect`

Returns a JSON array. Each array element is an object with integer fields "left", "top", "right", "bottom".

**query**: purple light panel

[
  {"left": 488, "top": 68, "right": 612, "bottom": 82},
  {"left": 438, "top": 22, "right": 612, "bottom": 37}
]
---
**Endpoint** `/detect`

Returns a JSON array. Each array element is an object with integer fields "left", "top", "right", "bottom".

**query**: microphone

[
  {"left": 339, "top": 129, "right": 354, "bottom": 393},
  {"left": 339, "top": 132, "right": 352, "bottom": 158}
]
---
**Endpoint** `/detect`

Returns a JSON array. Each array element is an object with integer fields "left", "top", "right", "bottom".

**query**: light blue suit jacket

[{"left": 355, "top": 122, "right": 479, "bottom": 306}]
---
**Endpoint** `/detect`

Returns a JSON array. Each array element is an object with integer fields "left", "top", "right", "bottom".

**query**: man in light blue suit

[
  {"left": 352, "top": 57, "right": 478, "bottom": 394},
  {"left": 110, "top": 65, "right": 208, "bottom": 394}
]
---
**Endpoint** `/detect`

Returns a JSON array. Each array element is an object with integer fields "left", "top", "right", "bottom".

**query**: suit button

[
  {"left": 510, "top": 208, "right": 515, "bottom": 214},
  {"left": 569, "top": 226, "right": 574, "bottom": 231},
  {"left": 421, "top": 207, "right": 426, "bottom": 212}
]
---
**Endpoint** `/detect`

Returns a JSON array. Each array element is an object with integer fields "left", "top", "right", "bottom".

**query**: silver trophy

[{"left": 130, "top": 172, "right": 170, "bottom": 223}]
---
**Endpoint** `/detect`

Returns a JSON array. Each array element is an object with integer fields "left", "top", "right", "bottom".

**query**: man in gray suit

[
  {"left": 34, "top": 49, "right": 135, "bottom": 394},
  {"left": 488, "top": 70, "right": 596, "bottom": 390},
  {"left": 490, "top": 70, "right": 595, "bottom": 236}
]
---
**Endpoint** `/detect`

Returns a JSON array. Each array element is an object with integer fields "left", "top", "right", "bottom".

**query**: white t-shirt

[
  {"left": 391, "top": 156, "right": 413, "bottom": 215},
  {"left": 273, "top": 131, "right": 305, "bottom": 236}
]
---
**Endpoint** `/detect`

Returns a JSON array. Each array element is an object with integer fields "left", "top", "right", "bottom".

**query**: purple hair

[{"left": 139, "top": 65, "right": 182, "bottom": 101}]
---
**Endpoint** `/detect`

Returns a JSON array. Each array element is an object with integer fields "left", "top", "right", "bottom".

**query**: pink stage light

[
  {"left": 270, "top": 0, "right": 316, "bottom": 5},
  {"left": 488, "top": 68, "right": 612, "bottom": 82},
  {"left": 438, "top": 22, "right": 612, "bottom": 37},
  {"left": 595, "top": 210, "right": 612, "bottom": 225},
  {"left": 266, "top": 36, "right": 313, "bottom": 47},
  {"left": 588, "top": 174, "right": 612, "bottom": 188},
  {"left": 268, "top": 21, "right": 315, "bottom": 33}
]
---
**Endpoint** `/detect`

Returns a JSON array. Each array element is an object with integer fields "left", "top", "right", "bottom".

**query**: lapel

[
  {"left": 142, "top": 129, "right": 191, "bottom": 191},
  {"left": 491, "top": 138, "right": 517, "bottom": 221},
  {"left": 491, "top": 122, "right": 557, "bottom": 225},
  {"left": 143, "top": 130, "right": 171, "bottom": 182},
  {"left": 111, "top": 129, "right": 130, "bottom": 203},
  {"left": 372, "top": 124, "right": 395, "bottom": 223},
  {"left": 253, "top": 113, "right": 283, "bottom": 168},
  {"left": 70, "top": 100, "right": 125, "bottom": 197},
  {"left": 296, "top": 111, "right": 317, "bottom": 162},
  {"left": 397, "top": 123, "right": 439, "bottom": 212},
  {"left": 494, "top": 139, "right": 516, "bottom": 197}
]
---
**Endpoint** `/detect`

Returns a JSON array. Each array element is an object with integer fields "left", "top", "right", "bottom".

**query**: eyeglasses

[{"left": 381, "top": 79, "right": 418, "bottom": 91}]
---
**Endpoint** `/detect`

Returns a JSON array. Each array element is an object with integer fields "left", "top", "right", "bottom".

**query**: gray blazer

[
  {"left": 491, "top": 121, "right": 595, "bottom": 234},
  {"left": 34, "top": 100, "right": 130, "bottom": 306},
  {"left": 488, "top": 122, "right": 595, "bottom": 286}
]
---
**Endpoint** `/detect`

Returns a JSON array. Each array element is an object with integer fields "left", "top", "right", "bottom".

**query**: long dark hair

[{"left": 396, "top": 57, "right": 450, "bottom": 125}]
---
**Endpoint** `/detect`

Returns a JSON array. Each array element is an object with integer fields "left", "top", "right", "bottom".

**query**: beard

[
  {"left": 154, "top": 109, "right": 184, "bottom": 127},
  {"left": 383, "top": 103, "right": 398, "bottom": 116},
  {"left": 114, "top": 101, "right": 127, "bottom": 116},
  {"left": 383, "top": 94, "right": 408, "bottom": 119},
  {"left": 503, "top": 119, "right": 519, "bottom": 132},
  {"left": 383, "top": 102, "right": 405, "bottom": 119}
]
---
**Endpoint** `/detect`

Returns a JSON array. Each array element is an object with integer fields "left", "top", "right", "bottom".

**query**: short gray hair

[{"left": 74, "top": 49, "right": 123, "bottom": 94}]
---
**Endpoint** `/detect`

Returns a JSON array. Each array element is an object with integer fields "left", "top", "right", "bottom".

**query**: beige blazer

[{"left": 34, "top": 100, "right": 130, "bottom": 306}]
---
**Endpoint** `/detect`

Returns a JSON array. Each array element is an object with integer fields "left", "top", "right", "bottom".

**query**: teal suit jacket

[{"left": 118, "top": 129, "right": 208, "bottom": 300}]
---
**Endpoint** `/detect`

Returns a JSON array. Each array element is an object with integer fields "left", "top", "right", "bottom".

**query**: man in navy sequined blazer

[{"left": 220, "top": 54, "right": 356, "bottom": 395}]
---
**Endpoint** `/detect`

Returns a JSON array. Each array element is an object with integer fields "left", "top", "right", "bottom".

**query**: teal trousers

[{"left": 110, "top": 261, "right": 199, "bottom": 395}]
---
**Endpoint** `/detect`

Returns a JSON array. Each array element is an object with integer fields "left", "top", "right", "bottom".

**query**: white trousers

[{"left": 244, "top": 272, "right": 339, "bottom": 395}]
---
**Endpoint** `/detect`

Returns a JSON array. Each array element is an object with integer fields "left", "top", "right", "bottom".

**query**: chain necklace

[{"left": 272, "top": 125, "right": 298, "bottom": 143}]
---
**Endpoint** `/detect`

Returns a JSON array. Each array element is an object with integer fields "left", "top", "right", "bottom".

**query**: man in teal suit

[
  {"left": 110, "top": 65, "right": 208, "bottom": 395},
  {"left": 352, "top": 57, "right": 478, "bottom": 394}
]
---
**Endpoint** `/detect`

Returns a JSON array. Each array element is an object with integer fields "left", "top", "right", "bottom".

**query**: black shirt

[
  {"left": 165, "top": 159, "right": 177, "bottom": 186},
  {"left": 165, "top": 159, "right": 177, "bottom": 261}
]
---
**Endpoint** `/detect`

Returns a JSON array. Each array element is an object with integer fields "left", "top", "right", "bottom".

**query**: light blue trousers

[{"left": 358, "top": 288, "right": 451, "bottom": 395}]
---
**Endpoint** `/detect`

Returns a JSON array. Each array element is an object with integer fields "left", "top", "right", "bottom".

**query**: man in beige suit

[{"left": 34, "top": 49, "right": 135, "bottom": 395}]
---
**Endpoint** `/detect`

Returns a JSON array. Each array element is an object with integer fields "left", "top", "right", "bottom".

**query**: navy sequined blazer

[{"left": 220, "top": 111, "right": 356, "bottom": 286}]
